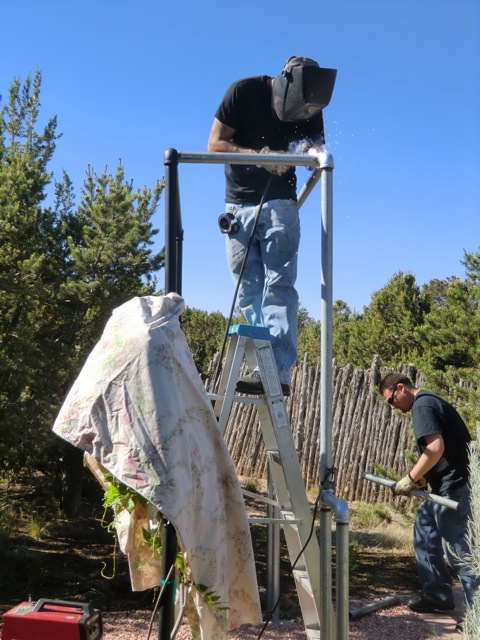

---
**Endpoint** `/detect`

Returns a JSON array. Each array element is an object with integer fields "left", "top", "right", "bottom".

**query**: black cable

[
  {"left": 146, "top": 563, "right": 175, "bottom": 640},
  {"left": 256, "top": 494, "right": 320, "bottom": 639},
  {"left": 211, "top": 174, "right": 273, "bottom": 392}
]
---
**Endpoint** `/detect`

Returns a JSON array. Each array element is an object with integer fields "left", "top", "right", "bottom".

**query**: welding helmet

[{"left": 272, "top": 56, "right": 337, "bottom": 122}]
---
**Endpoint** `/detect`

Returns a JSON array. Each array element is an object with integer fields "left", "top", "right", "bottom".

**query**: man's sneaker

[
  {"left": 407, "top": 594, "right": 455, "bottom": 613},
  {"left": 235, "top": 371, "right": 290, "bottom": 397}
]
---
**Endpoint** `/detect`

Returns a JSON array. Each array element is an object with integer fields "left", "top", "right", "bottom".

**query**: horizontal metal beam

[
  {"left": 174, "top": 149, "right": 320, "bottom": 168},
  {"left": 247, "top": 517, "right": 301, "bottom": 525},
  {"left": 167, "top": 148, "right": 333, "bottom": 212}
]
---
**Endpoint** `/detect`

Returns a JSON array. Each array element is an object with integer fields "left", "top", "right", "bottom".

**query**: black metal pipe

[
  {"left": 160, "top": 148, "right": 181, "bottom": 640},
  {"left": 164, "top": 148, "right": 183, "bottom": 295},
  {"left": 158, "top": 519, "right": 177, "bottom": 640}
]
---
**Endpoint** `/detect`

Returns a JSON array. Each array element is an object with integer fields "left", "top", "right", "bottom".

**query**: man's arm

[
  {"left": 207, "top": 118, "right": 257, "bottom": 154},
  {"left": 409, "top": 433, "right": 445, "bottom": 482},
  {"left": 393, "top": 433, "right": 445, "bottom": 495}
]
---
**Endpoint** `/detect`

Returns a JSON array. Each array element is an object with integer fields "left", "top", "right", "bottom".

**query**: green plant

[
  {"left": 101, "top": 475, "right": 228, "bottom": 612},
  {"left": 242, "top": 477, "right": 260, "bottom": 493},
  {"left": 0, "top": 499, "right": 16, "bottom": 547},
  {"left": 27, "top": 513, "right": 49, "bottom": 540},
  {"left": 462, "top": 434, "right": 480, "bottom": 637},
  {"left": 352, "top": 503, "right": 392, "bottom": 529},
  {"left": 349, "top": 501, "right": 414, "bottom": 558},
  {"left": 349, "top": 540, "right": 362, "bottom": 571}
]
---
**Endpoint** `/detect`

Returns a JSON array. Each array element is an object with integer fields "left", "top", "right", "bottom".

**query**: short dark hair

[{"left": 378, "top": 372, "right": 413, "bottom": 395}]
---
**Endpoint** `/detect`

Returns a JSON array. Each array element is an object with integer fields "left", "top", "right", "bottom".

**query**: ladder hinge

[{"left": 266, "top": 450, "right": 281, "bottom": 464}]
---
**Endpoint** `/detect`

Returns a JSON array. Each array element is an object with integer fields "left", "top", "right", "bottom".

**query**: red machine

[{"left": 1, "top": 599, "right": 102, "bottom": 640}]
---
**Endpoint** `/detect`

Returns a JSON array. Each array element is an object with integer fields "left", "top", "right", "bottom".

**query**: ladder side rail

[
  {"left": 257, "top": 406, "right": 321, "bottom": 573},
  {"left": 213, "top": 335, "right": 248, "bottom": 434},
  {"left": 247, "top": 339, "right": 324, "bottom": 626},
  {"left": 244, "top": 339, "right": 283, "bottom": 398}
]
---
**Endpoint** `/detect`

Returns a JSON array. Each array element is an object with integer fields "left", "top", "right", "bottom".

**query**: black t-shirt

[
  {"left": 214, "top": 75, "right": 325, "bottom": 204},
  {"left": 411, "top": 390, "right": 471, "bottom": 495}
]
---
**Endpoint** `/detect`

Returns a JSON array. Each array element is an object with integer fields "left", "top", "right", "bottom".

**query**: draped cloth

[{"left": 53, "top": 293, "right": 261, "bottom": 639}]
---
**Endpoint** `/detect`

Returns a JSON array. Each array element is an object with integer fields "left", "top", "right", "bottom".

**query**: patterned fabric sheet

[{"left": 53, "top": 293, "right": 261, "bottom": 639}]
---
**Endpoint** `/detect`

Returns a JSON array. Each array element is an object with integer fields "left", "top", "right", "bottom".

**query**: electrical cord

[
  {"left": 256, "top": 494, "right": 320, "bottom": 639},
  {"left": 169, "top": 582, "right": 187, "bottom": 638},
  {"left": 146, "top": 563, "right": 176, "bottom": 640}
]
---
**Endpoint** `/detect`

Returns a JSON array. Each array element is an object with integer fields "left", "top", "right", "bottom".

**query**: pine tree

[
  {"left": 297, "top": 306, "right": 321, "bottom": 362},
  {"left": 61, "top": 163, "right": 164, "bottom": 368},
  {"left": 332, "top": 300, "right": 357, "bottom": 367},
  {"left": 180, "top": 307, "right": 227, "bottom": 378},
  {"left": 0, "top": 71, "right": 164, "bottom": 487},
  {"left": 333, "top": 272, "right": 429, "bottom": 369},
  {"left": 415, "top": 250, "right": 480, "bottom": 429},
  {"left": 0, "top": 70, "right": 64, "bottom": 478}
]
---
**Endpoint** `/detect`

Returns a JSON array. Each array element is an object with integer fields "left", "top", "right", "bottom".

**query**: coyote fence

[{"left": 208, "top": 355, "right": 419, "bottom": 505}]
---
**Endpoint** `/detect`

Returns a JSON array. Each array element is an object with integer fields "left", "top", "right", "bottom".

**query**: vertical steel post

[
  {"left": 319, "top": 153, "right": 335, "bottom": 639},
  {"left": 318, "top": 152, "right": 350, "bottom": 639},
  {"left": 321, "top": 491, "right": 350, "bottom": 640},
  {"left": 319, "top": 153, "right": 334, "bottom": 499}
]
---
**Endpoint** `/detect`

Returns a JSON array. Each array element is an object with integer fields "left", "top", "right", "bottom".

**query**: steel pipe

[
  {"left": 319, "top": 155, "right": 338, "bottom": 640},
  {"left": 297, "top": 168, "right": 322, "bottom": 209},
  {"left": 174, "top": 149, "right": 320, "bottom": 168},
  {"left": 321, "top": 490, "right": 350, "bottom": 640},
  {"left": 165, "top": 147, "right": 331, "bottom": 213},
  {"left": 164, "top": 148, "right": 183, "bottom": 295},
  {"left": 349, "top": 595, "right": 401, "bottom": 620},
  {"left": 362, "top": 472, "right": 459, "bottom": 511}
]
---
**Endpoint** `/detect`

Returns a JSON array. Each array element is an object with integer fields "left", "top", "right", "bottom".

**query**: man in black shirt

[
  {"left": 379, "top": 372, "right": 479, "bottom": 613},
  {"left": 208, "top": 57, "right": 334, "bottom": 396}
]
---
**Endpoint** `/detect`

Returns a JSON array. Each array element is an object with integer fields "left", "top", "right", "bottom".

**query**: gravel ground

[{"left": 101, "top": 599, "right": 441, "bottom": 640}]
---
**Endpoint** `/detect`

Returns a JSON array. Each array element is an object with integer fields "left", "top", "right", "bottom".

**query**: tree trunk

[{"left": 62, "top": 442, "right": 84, "bottom": 517}]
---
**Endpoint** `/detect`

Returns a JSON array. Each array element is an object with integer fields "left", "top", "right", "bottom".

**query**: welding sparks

[{"left": 288, "top": 138, "right": 317, "bottom": 154}]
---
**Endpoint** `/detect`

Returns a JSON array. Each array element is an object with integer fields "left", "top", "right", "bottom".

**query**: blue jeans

[
  {"left": 225, "top": 200, "right": 300, "bottom": 385},
  {"left": 413, "top": 483, "right": 479, "bottom": 607}
]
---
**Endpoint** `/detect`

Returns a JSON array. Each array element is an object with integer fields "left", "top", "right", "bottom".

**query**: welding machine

[{"left": 1, "top": 599, "right": 102, "bottom": 640}]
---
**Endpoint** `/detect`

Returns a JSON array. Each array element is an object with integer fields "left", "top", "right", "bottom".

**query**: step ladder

[{"left": 209, "top": 324, "right": 335, "bottom": 640}]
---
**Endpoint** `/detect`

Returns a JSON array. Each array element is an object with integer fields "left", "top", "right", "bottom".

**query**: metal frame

[{"left": 162, "top": 148, "right": 349, "bottom": 640}]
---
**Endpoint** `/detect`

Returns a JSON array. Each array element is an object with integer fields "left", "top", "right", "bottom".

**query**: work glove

[
  {"left": 393, "top": 473, "right": 427, "bottom": 496},
  {"left": 257, "top": 146, "right": 289, "bottom": 176}
]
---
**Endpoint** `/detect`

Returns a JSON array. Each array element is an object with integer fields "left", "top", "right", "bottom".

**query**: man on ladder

[{"left": 208, "top": 56, "right": 336, "bottom": 396}]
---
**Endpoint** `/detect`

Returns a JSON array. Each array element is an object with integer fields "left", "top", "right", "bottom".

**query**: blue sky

[{"left": 1, "top": 1, "right": 478, "bottom": 320}]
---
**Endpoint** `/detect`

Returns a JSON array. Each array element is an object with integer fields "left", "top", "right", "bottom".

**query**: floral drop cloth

[{"left": 53, "top": 293, "right": 261, "bottom": 639}]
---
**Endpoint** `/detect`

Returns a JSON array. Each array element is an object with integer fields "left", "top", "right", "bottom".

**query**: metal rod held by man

[{"left": 362, "top": 472, "right": 459, "bottom": 511}]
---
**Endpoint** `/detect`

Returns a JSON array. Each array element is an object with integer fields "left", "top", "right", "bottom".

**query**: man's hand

[
  {"left": 393, "top": 474, "right": 416, "bottom": 496},
  {"left": 258, "top": 147, "right": 289, "bottom": 176}
]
